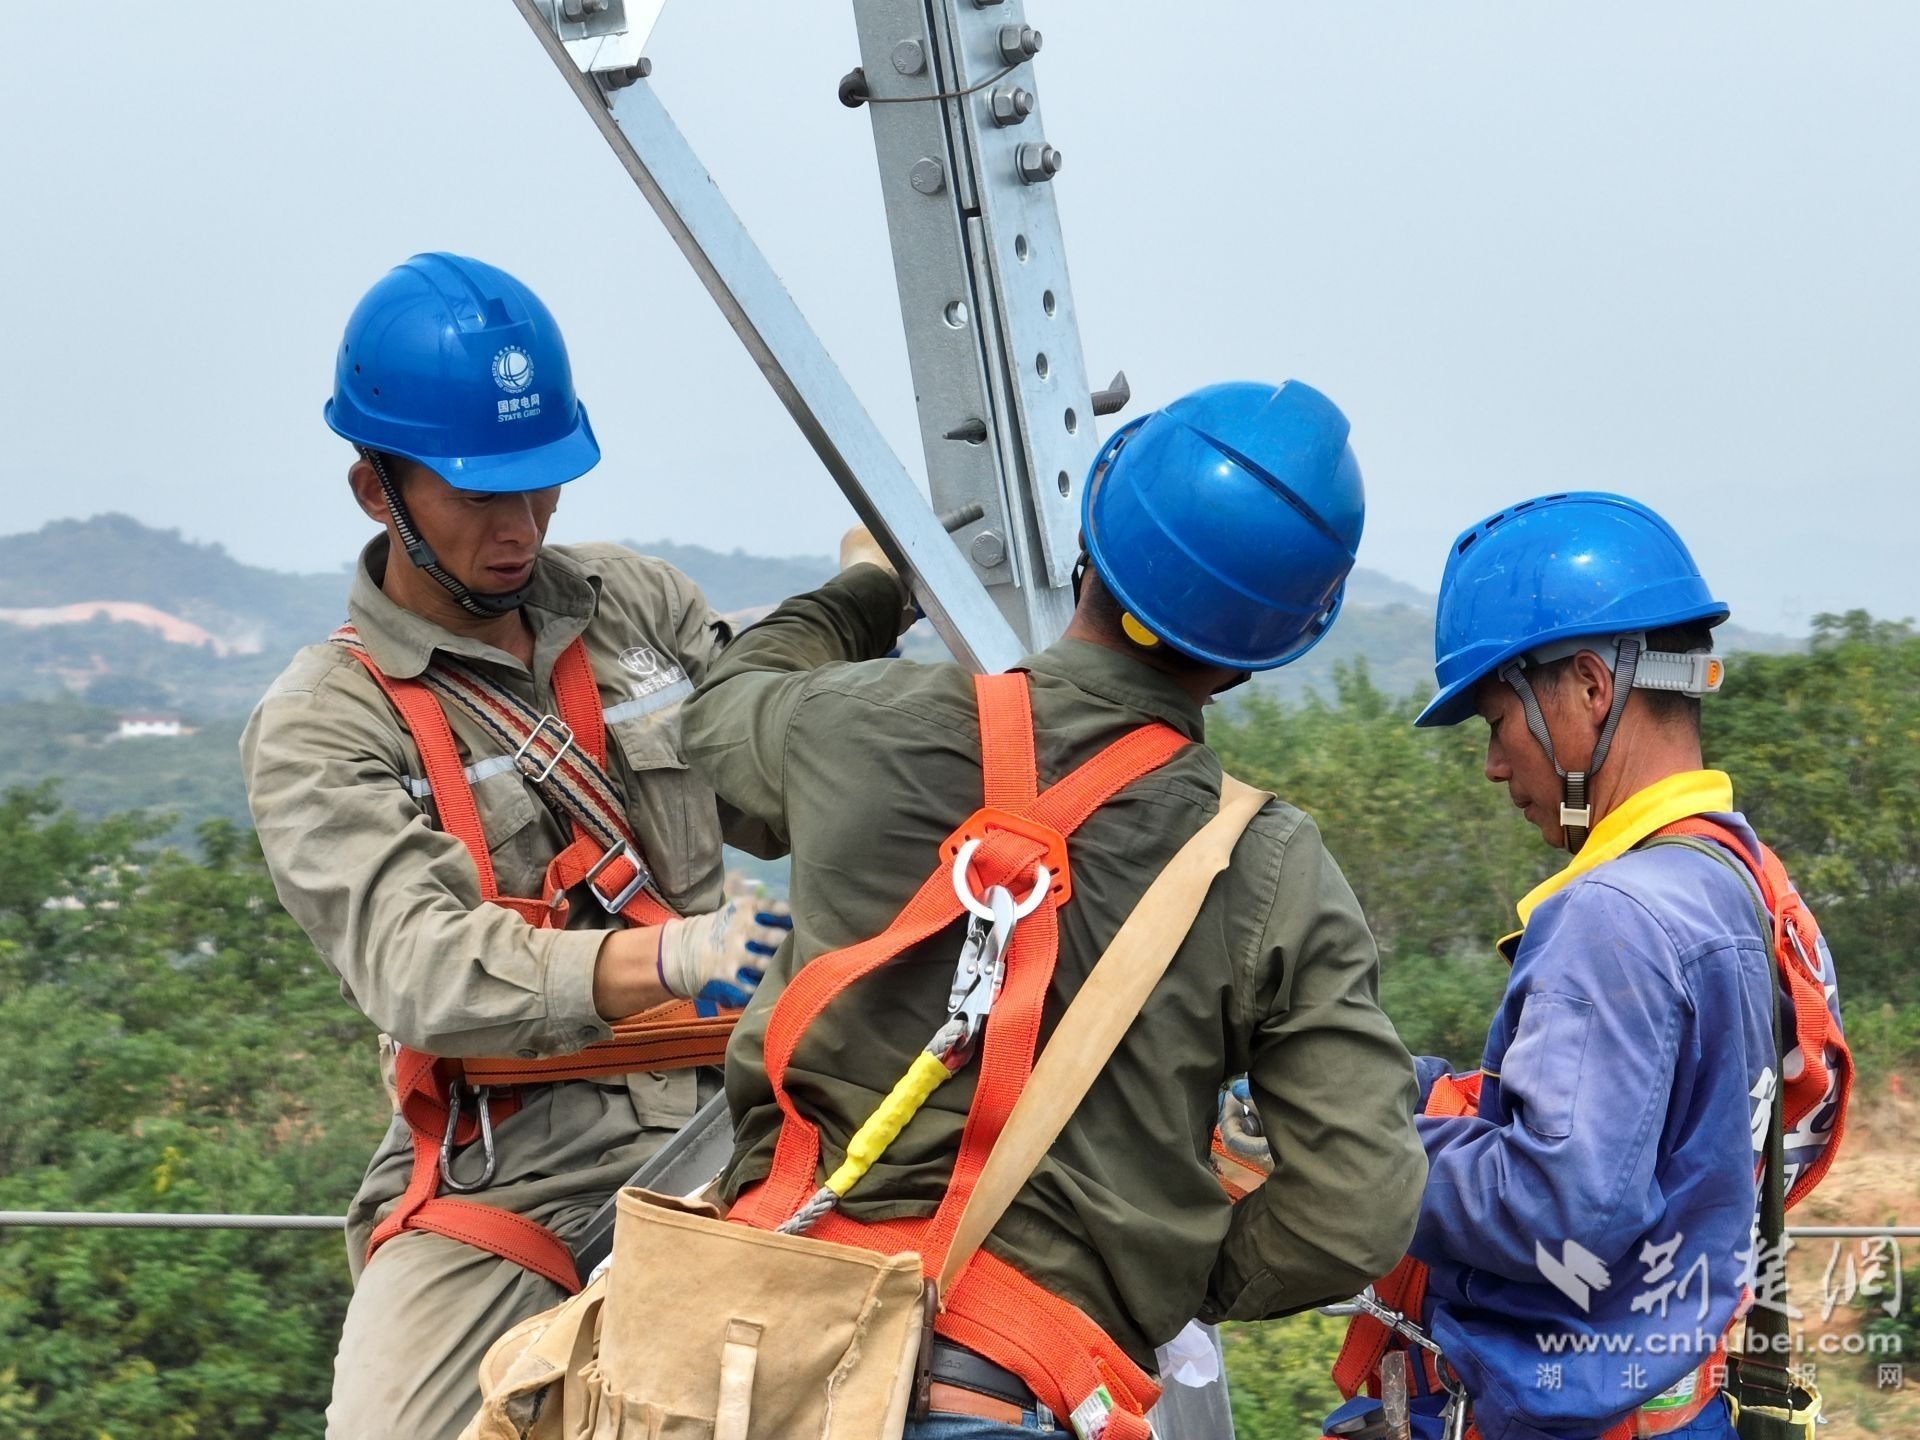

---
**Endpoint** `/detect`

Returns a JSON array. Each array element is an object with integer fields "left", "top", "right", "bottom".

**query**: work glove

[
  {"left": 1211, "top": 1077, "right": 1275, "bottom": 1196},
  {"left": 657, "top": 895, "right": 792, "bottom": 1016}
]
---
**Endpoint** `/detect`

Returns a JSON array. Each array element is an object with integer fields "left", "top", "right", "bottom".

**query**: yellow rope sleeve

[{"left": 825, "top": 1050, "right": 954, "bottom": 1198}]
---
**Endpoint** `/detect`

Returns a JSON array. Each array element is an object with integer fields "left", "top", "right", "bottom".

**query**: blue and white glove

[
  {"left": 656, "top": 896, "right": 792, "bottom": 1016},
  {"left": 1217, "top": 1077, "right": 1273, "bottom": 1170}
]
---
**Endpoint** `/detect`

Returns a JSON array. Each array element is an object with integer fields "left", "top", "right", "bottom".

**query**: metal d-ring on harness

[
  {"left": 439, "top": 1082, "right": 500, "bottom": 1194},
  {"left": 774, "top": 848, "right": 1050, "bottom": 1237}
]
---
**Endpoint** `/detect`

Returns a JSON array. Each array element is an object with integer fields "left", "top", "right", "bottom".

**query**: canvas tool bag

[{"left": 459, "top": 769, "right": 1268, "bottom": 1440}]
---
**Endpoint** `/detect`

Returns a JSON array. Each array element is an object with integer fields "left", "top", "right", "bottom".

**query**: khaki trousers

[{"left": 327, "top": 1227, "right": 568, "bottom": 1440}]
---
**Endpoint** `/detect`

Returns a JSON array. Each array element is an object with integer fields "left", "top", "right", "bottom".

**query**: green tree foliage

[
  {"left": 1706, "top": 613, "right": 1919, "bottom": 1008},
  {"left": 0, "top": 786, "right": 388, "bottom": 1438}
]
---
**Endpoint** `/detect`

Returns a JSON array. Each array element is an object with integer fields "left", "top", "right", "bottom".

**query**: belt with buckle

[{"left": 926, "top": 1338, "right": 1036, "bottom": 1423}]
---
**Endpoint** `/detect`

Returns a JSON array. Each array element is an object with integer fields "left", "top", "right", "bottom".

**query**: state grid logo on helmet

[{"left": 492, "top": 346, "right": 535, "bottom": 395}]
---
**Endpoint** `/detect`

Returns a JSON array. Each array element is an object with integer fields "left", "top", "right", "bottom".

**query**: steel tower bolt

[
  {"left": 1016, "top": 143, "right": 1063, "bottom": 184},
  {"left": 990, "top": 86, "right": 1035, "bottom": 127},
  {"left": 997, "top": 25, "right": 1042, "bottom": 64}
]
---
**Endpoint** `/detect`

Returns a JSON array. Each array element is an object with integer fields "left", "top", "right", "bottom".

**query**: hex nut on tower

[
  {"left": 998, "top": 25, "right": 1042, "bottom": 63},
  {"left": 1016, "top": 143, "right": 1063, "bottom": 184},
  {"left": 990, "top": 86, "right": 1035, "bottom": 127}
]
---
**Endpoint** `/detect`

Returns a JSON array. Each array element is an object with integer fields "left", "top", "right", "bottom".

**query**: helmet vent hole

[
  {"left": 354, "top": 363, "right": 362, "bottom": 374},
  {"left": 1457, "top": 534, "right": 1477, "bottom": 555},
  {"left": 1063, "top": 407, "right": 1078, "bottom": 434},
  {"left": 372, "top": 387, "right": 381, "bottom": 396},
  {"left": 1057, "top": 470, "right": 1071, "bottom": 497}
]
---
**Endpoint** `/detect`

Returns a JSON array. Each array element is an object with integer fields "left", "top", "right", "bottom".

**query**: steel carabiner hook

[{"left": 438, "top": 1082, "right": 499, "bottom": 1194}]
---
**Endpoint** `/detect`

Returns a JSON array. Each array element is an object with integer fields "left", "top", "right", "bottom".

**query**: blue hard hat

[
  {"left": 324, "top": 253, "right": 599, "bottom": 492},
  {"left": 1081, "top": 380, "right": 1365, "bottom": 670},
  {"left": 1415, "top": 491, "right": 1730, "bottom": 728}
]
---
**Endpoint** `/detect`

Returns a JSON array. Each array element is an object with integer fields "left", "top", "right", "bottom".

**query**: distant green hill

[{"left": 0, "top": 513, "right": 347, "bottom": 646}]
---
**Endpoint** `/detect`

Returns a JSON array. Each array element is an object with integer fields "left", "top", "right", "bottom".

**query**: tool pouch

[{"left": 461, "top": 1188, "right": 928, "bottom": 1440}]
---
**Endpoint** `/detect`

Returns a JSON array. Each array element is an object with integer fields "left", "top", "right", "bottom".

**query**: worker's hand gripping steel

[{"left": 774, "top": 848, "right": 1047, "bottom": 1237}]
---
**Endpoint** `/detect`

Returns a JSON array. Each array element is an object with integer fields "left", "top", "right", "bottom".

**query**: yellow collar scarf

[{"left": 1514, "top": 769, "right": 1736, "bottom": 928}]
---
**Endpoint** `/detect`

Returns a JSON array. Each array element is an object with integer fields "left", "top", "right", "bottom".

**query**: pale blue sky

[{"left": 3, "top": 2, "right": 1916, "bottom": 633}]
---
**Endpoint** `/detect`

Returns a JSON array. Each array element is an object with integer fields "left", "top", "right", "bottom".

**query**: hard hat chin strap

[
  {"left": 364, "top": 450, "right": 530, "bottom": 619},
  {"left": 1498, "top": 636, "right": 1643, "bottom": 854}
]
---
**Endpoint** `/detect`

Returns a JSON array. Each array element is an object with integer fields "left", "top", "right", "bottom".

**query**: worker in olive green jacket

[
  {"left": 242, "top": 254, "right": 787, "bottom": 1440},
  {"left": 682, "top": 381, "right": 1424, "bottom": 1440}
]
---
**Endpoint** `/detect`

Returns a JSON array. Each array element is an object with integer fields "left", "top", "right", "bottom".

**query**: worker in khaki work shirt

[
  {"left": 682, "top": 382, "right": 1425, "bottom": 1440},
  {"left": 241, "top": 253, "right": 788, "bottom": 1440}
]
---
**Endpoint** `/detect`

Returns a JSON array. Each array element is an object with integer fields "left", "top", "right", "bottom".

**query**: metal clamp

[
  {"left": 439, "top": 1083, "right": 499, "bottom": 1194},
  {"left": 513, "top": 713, "right": 577, "bottom": 783},
  {"left": 928, "top": 885, "right": 1016, "bottom": 1070},
  {"left": 583, "top": 839, "right": 652, "bottom": 914},
  {"left": 949, "top": 838, "right": 1049, "bottom": 922}
]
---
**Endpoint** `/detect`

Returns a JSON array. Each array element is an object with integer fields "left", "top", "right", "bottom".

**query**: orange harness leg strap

[
  {"left": 731, "top": 673, "right": 1189, "bottom": 1438},
  {"left": 337, "top": 636, "right": 734, "bottom": 1294}
]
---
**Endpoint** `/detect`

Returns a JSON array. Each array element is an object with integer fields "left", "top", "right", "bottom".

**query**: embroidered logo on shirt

[{"left": 610, "top": 645, "right": 689, "bottom": 714}]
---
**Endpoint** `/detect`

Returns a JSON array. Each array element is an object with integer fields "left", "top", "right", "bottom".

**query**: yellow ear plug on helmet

[{"left": 1120, "top": 612, "right": 1161, "bottom": 648}]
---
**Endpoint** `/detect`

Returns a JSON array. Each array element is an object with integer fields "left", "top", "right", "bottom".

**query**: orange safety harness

[
  {"left": 729, "top": 672, "right": 1190, "bottom": 1440},
  {"left": 332, "top": 627, "right": 736, "bottom": 1294},
  {"left": 1329, "top": 816, "right": 1853, "bottom": 1440}
]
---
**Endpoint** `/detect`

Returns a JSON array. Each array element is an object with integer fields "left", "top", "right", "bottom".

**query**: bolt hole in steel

[
  {"left": 1057, "top": 470, "right": 1071, "bottom": 497},
  {"left": 1014, "top": 234, "right": 1029, "bottom": 262},
  {"left": 1042, "top": 289, "right": 1056, "bottom": 317},
  {"left": 1035, "top": 352, "right": 1050, "bottom": 380},
  {"left": 1064, "top": 407, "right": 1077, "bottom": 434},
  {"left": 943, "top": 300, "right": 970, "bottom": 329}
]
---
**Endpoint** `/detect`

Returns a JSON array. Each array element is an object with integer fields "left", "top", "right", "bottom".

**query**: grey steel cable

[{"left": 0, "top": 1211, "right": 344, "bottom": 1230}]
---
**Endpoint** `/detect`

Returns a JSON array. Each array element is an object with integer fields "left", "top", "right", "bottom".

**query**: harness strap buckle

[
  {"left": 439, "top": 1082, "right": 499, "bottom": 1194},
  {"left": 583, "top": 839, "right": 651, "bottom": 915},
  {"left": 513, "top": 712, "right": 577, "bottom": 784},
  {"left": 941, "top": 806, "right": 1073, "bottom": 907}
]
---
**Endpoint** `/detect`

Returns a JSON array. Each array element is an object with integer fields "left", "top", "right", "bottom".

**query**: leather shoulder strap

[{"left": 936, "top": 771, "right": 1271, "bottom": 1295}]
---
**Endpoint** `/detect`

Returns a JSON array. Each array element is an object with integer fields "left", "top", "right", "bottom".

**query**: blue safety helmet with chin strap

[
  {"left": 1416, "top": 491, "right": 1731, "bottom": 849},
  {"left": 1081, "top": 380, "right": 1365, "bottom": 671},
  {"left": 324, "top": 253, "right": 601, "bottom": 615}
]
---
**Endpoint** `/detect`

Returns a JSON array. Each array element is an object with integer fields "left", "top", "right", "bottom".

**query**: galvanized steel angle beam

[
  {"left": 849, "top": 0, "right": 1013, "bottom": 606},
  {"left": 852, "top": 0, "right": 1093, "bottom": 643},
  {"left": 932, "top": 0, "right": 1096, "bottom": 590},
  {"left": 510, "top": 0, "right": 1024, "bottom": 675}
]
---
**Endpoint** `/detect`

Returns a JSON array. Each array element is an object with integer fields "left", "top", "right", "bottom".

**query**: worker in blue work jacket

[{"left": 1371, "top": 493, "right": 1848, "bottom": 1440}]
